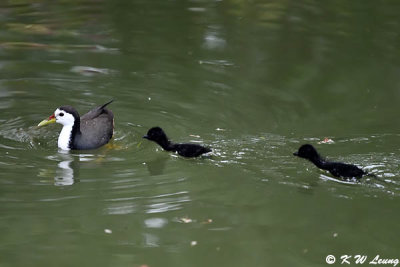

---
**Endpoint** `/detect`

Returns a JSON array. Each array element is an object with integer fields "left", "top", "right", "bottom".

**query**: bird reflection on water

[
  {"left": 52, "top": 150, "right": 103, "bottom": 186},
  {"left": 54, "top": 150, "right": 78, "bottom": 186},
  {"left": 144, "top": 156, "right": 168, "bottom": 176}
]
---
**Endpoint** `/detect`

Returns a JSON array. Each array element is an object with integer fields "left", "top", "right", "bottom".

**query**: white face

[{"left": 54, "top": 108, "right": 75, "bottom": 126}]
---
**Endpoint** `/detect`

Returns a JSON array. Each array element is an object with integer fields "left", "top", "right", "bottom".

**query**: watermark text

[{"left": 325, "top": 255, "right": 399, "bottom": 266}]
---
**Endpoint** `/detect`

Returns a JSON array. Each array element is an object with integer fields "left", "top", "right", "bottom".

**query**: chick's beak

[
  {"left": 38, "top": 114, "right": 56, "bottom": 127},
  {"left": 143, "top": 135, "right": 149, "bottom": 139},
  {"left": 293, "top": 152, "right": 298, "bottom": 156}
]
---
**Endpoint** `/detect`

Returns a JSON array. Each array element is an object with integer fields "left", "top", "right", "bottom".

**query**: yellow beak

[{"left": 38, "top": 114, "right": 56, "bottom": 127}]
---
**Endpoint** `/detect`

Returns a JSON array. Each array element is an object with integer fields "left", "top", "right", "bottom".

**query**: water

[{"left": 0, "top": 1, "right": 399, "bottom": 266}]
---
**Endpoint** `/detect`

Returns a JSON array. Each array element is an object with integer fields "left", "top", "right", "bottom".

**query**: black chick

[
  {"left": 293, "top": 144, "right": 366, "bottom": 179},
  {"left": 143, "top": 127, "right": 211, "bottom": 158}
]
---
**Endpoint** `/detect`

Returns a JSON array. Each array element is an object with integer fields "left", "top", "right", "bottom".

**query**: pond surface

[{"left": 0, "top": 1, "right": 399, "bottom": 266}]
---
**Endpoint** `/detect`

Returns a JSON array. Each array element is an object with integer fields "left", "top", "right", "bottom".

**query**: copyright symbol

[{"left": 326, "top": 255, "right": 336, "bottom": 264}]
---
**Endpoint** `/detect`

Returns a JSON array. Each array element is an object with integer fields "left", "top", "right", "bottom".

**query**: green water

[{"left": 0, "top": 1, "right": 399, "bottom": 266}]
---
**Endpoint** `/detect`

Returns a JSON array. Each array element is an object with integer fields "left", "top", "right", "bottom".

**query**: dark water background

[{"left": 0, "top": 1, "right": 399, "bottom": 266}]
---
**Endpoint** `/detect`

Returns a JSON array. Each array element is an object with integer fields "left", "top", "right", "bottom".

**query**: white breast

[{"left": 58, "top": 125, "right": 73, "bottom": 150}]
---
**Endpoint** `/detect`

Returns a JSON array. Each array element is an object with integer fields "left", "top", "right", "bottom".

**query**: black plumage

[
  {"left": 293, "top": 144, "right": 366, "bottom": 179},
  {"left": 143, "top": 127, "right": 211, "bottom": 158}
]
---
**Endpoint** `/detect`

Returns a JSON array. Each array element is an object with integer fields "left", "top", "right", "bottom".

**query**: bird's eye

[{"left": 59, "top": 112, "right": 64, "bottom": 117}]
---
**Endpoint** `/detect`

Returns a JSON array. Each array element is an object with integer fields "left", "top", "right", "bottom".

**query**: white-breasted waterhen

[{"left": 38, "top": 100, "right": 114, "bottom": 150}]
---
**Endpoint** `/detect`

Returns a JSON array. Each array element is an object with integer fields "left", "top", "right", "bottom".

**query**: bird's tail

[{"left": 101, "top": 99, "right": 114, "bottom": 109}]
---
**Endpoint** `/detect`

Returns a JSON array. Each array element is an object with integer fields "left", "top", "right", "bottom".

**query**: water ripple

[{"left": 209, "top": 133, "right": 400, "bottom": 197}]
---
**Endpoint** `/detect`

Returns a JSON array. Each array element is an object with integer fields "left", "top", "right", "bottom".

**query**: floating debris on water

[
  {"left": 198, "top": 60, "right": 234, "bottom": 66},
  {"left": 178, "top": 217, "right": 193, "bottom": 223},
  {"left": 7, "top": 23, "right": 52, "bottom": 35},
  {"left": 0, "top": 42, "right": 116, "bottom": 52},
  {"left": 318, "top": 138, "right": 334, "bottom": 144},
  {"left": 201, "top": 219, "right": 213, "bottom": 224},
  {"left": 188, "top": 7, "right": 206, "bottom": 12},
  {"left": 70, "top": 66, "right": 111, "bottom": 76}
]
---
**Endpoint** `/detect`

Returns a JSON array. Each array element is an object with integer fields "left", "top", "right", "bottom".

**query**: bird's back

[
  {"left": 173, "top": 143, "right": 211, "bottom": 157},
  {"left": 74, "top": 107, "right": 114, "bottom": 150},
  {"left": 324, "top": 161, "right": 365, "bottom": 179}
]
